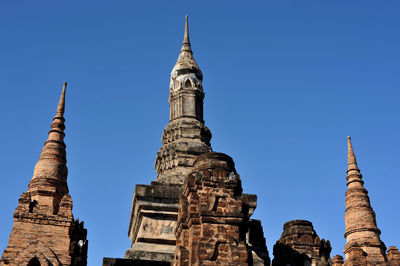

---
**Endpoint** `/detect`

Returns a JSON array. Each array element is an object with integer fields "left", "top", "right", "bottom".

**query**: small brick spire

[
  {"left": 343, "top": 137, "right": 387, "bottom": 264},
  {"left": 28, "top": 82, "right": 69, "bottom": 213},
  {"left": 1, "top": 82, "right": 88, "bottom": 265}
]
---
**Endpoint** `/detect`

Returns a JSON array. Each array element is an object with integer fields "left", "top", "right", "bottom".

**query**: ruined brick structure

[
  {"left": 1, "top": 15, "right": 397, "bottom": 266},
  {"left": 103, "top": 17, "right": 269, "bottom": 266},
  {"left": 272, "top": 220, "right": 331, "bottom": 266},
  {"left": 102, "top": 17, "right": 400, "bottom": 266},
  {"left": 174, "top": 153, "right": 269, "bottom": 265},
  {"left": 330, "top": 137, "right": 399, "bottom": 266},
  {"left": 122, "top": 16, "right": 212, "bottom": 264},
  {"left": 387, "top": 247, "right": 400, "bottom": 266},
  {"left": 1, "top": 82, "right": 88, "bottom": 265}
]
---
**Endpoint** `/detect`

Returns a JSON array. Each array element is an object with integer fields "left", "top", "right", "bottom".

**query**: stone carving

[{"left": 155, "top": 16, "right": 212, "bottom": 184}]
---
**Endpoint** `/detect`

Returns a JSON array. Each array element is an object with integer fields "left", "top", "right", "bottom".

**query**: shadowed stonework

[{"left": 272, "top": 220, "right": 331, "bottom": 266}]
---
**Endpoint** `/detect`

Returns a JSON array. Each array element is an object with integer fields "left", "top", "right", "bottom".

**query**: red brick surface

[
  {"left": 173, "top": 153, "right": 251, "bottom": 265},
  {"left": 1, "top": 83, "right": 87, "bottom": 265}
]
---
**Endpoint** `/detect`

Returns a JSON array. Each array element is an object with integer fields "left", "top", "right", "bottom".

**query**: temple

[
  {"left": 1, "top": 16, "right": 398, "bottom": 266},
  {"left": 0, "top": 82, "right": 88, "bottom": 265},
  {"left": 103, "top": 16, "right": 269, "bottom": 265}
]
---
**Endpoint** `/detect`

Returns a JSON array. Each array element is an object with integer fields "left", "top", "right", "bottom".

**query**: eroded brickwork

[
  {"left": 332, "top": 255, "right": 345, "bottom": 266},
  {"left": 124, "top": 17, "right": 213, "bottom": 263},
  {"left": 1, "top": 83, "right": 87, "bottom": 266},
  {"left": 272, "top": 220, "right": 331, "bottom": 266},
  {"left": 342, "top": 137, "right": 388, "bottom": 265},
  {"left": 173, "top": 152, "right": 269, "bottom": 266},
  {"left": 387, "top": 247, "right": 400, "bottom": 266}
]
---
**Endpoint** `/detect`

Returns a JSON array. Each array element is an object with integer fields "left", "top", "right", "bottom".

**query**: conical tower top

[
  {"left": 157, "top": 17, "right": 212, "bottom": 183},
  {"left": 170, "top": 16, "right": 203, "bottom": 93},
  {"left": 29, "top": 82, "right": 70, "bottom": 205},
  {"left": 181, "top": 15, "right": 191, "bottom": 52},
  {"left": 347, "top": 136, "right": 359, "bottom": 172}
]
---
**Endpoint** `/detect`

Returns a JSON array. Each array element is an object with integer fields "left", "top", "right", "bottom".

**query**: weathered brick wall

[
  {"left": 387, "top": 247, "right": 400, "bottom": 266},
  {"left": 332, "top": 255, "right": 345, "bottom": 265},
  {"left": 1, "top": 192, "right": 87, "bottom": 265},
  {"left": 174, "top": 152, "right": 258, "bottom": 265}
]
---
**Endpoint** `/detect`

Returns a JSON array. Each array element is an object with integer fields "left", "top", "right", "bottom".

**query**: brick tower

[
  {"left": 343, "top": 136, "right": 387, "bottom": 265},
  {"left": 0, "top": 82, "right": 88, "bottom": 265}
]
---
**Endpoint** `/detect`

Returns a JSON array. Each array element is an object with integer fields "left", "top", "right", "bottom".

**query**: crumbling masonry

[
  {"left": 1, "top": 83, "right": 88, "bottom": 265},
  {"left": 1, "top": 16, "right": 398, "bottom": 266},
  {"left": 103, "top": 17, "right": 399, "bottom": 266}
]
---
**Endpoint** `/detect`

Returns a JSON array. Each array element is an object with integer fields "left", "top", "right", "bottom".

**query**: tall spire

[
  {"left": 155, "top": 16, "right": 211, "bottom": 184},
  {"left": 343, "top": 137, "right": 387, "bottom": 264},
  {"left": 28, "top": 82, "right": 69, "bottom": 213},
  {"left": 181, "top": 15, "right": 191, "bottom": 52}
]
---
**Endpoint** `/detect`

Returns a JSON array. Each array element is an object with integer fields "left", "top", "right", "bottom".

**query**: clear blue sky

[{"left": 1, "top": 1, "right": 399, "bottom": 265}]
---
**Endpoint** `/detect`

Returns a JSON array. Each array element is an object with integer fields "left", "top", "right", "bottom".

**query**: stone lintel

[
  {"left": 242, "top": 193, "right": 257, "bottom": 217},
  {"left": 103, "top": 257, "right": 170, "bottom": 266}
]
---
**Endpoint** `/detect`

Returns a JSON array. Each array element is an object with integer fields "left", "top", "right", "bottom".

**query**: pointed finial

[
  {"left": 184, "top": 15, "right": 190, "bottom": 44},
  {"left": 347, "top": 136, "right": 359, "bottom": 171},
  {"left": 181, "top": 15, "right": 192, "bottom": 52},
  {"left": 56, "top": 82, "right": 67, "bottom": 117}
]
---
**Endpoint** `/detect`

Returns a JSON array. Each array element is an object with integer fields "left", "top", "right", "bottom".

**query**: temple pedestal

[{"left": 125, "top": 182, "right": 181, "bottom": 263}]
